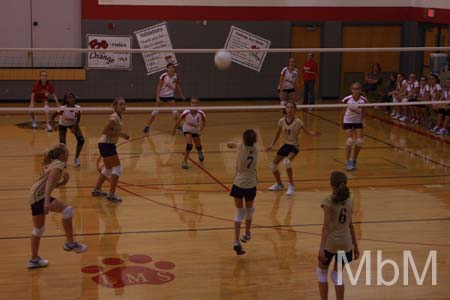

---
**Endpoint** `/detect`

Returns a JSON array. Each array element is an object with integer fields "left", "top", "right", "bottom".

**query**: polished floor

[{"left": 0, "top": 102, "right": 449, "bottom": 299}]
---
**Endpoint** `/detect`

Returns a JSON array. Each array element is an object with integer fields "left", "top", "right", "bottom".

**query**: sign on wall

[
  {"left": 224, "top": 26, "right": 271, "bottom": 72},
  {"left": 86, "top": 34, "right": 132, "bottom": 70},
  {"left": 134, "top": 22, "right": 178, "bottom": 75}
]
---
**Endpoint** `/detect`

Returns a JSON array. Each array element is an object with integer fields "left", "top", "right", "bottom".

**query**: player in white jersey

[
  {"left": 390, "top": 73, "right": 407, "bottom": 120},
  {"left": 401, "top": 73, "right": 420, "bottom": 123},
  {"left": 172, "top": 98, "right": 206, "bottom": 169},
  {"left": 341, "top": 82, "right": 367, "bottom": 171},
  {"left": 414, "top": 76, "right": 429, "bottom": 125},
  {"left": 227, "top": 129, "right": 258, "bottom": 255},
  {"left": 428, "top": 73, "right": 443, "bottom": 133},
  {"left": 51, "top": 92, "right": 84, "bottom": 166},
  {"left": 432, "top": 78, "right": 450, "bottom": 135},
  {"left": 266, "top": 102, "right": 320, "bottom": 196},
  {"left": 316, "top": 171, "right": 359, "bottom": 300},
  {"left": 144, "top": 63, "right": 186, "bottom": 133},
  {"left": 278, "top": 58, "right": 300, "bottom": 106}
]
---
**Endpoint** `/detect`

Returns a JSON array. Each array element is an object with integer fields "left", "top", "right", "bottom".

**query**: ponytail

[
  {"left": 330, "top": 171, "right": 350, "bottom": 204},
  {"left": 43, "top": 143, "right": 66, "bottom": 166}
]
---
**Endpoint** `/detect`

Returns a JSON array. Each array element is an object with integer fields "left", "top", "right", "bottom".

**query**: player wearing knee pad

[
  {"left": 317, "top": 171, "right": 359, "bottom": 298},
  {"left": 342, "top": 83, "right": 367, "bottom": 171},
  {"left": 29, "top": 71, "right": 60, "bottom": 132},
  {"left": 228, "top": 129, "right": 258, "bottom": 255},
  {"left": 51, "top": 92, "right": 84, "bottom": 166},
  {"left": 266, "top": 102, "right": 320, "bottom": 196},
  {"left": 29, "top": 144, "right": 87, "bottom": 269},
  {"left": 278, "top": 58, "right": 300, "bottom": 107},
  {"left": 173, "top": 98, "right": 206, "bottom": 169},
  {"left": 93, "top": 97, "right": 129, "bottom": 202},
  {"left": 143, "top": 63, "right": 185, "bottom": 133}
]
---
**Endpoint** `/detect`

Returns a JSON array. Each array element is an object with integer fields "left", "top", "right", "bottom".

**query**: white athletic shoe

[
  {"left": 107, "top": 193, "right": 122, "bottom": 202},
  {"left": 74, "top": 157, "right": 80, "bottom": 167},
  {"left": 269, "top": 183, "right": 284, "bottom": 191},
  {"left": 399, "top": 115, "right": 408, "bottom": 122},
  {"left": 45, "top": 123, "right": 52, "bottom": 132},
  {"left": 64, "top": 241, "right": 88, "bottom": 253},
  {"left": 286, "top": 183, "right": 295, "bottom": 196},
  {"left": 31, "top": 119, "right": 38, "bottom": 129},
  {"left": 28, "top": 256, "right": 49, "bottom": 269}
]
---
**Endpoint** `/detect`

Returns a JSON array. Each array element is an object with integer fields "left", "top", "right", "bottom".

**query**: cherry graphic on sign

[
  {"left": 89, "top": 39, "right": 109, "bottom": 49},
  {"left": 81, "top": 254, "right": 176, "bottom": 288}
]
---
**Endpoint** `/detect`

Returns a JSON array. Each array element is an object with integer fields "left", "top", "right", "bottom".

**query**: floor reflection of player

[
  {"left": 266, "top": 194, "right": 298, "bottom": 274},
  {"left": 219, "top": 259, "right": 260, "bottom": 300},
  {"left": 172, "top": 191, "right": 204, "bottom": 238}
]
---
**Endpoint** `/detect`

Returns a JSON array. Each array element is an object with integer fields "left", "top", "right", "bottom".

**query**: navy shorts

[
  {"left": 183, "top": 132, "right": 199, "bottom": 138},
  {"left": 323, "top": 250, "right": 353, "bottom": 266},
  {"left": 278, "top": 88, "right": 296, "bottom": 94},
  {"left": 31, "top": 197, "right": 55, "bottom": 216},
  {"left": 98, "top": 143, "right": 117, "bottom": 158},
  {"left": 230, "top": 185, "right": 256, "bottom": 201},
  {"left": 343, "top": 123, "right": 363, "bottom": 130},
  {"left": 160, "top": 96, "right": 175, "bottom": 102},
  {"left": 277, "top": 144, "right": 299, "bottom": 157}
]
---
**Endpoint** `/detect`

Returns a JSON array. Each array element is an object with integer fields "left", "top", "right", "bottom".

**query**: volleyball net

[{"left": 0, "top": 47, "right": 449, "bottom": 117}]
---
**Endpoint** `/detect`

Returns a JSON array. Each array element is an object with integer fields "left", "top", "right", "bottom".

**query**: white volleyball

[{"left": 214, "top": 50, "right": 232, "bottom": 70}]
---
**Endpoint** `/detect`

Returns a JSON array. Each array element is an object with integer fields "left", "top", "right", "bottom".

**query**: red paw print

[{"left": 81, "top": 254, "right": 175, "bottom": 288}]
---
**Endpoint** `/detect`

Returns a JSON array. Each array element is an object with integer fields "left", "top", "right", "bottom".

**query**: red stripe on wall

[{"left": 82, "top": 1, "right": 450, "bottom": 23}]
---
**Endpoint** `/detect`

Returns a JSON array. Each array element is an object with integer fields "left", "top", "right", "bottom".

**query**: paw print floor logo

[{"left": 81, "top": 254, "right": 176, "bottom": 288}]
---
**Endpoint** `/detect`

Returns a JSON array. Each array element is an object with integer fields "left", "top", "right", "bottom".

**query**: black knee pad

[
  {"left": 186, "top": 144, "right": 193, "bottom": 151},
  {"left": 77, "top": 136, "right": 85, "bottom": 146},
  {"left": 196, "top": 145, "right": 202, "bottom": 151}
]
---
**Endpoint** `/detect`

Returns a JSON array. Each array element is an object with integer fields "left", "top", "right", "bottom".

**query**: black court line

[
  {"left": 0, "top": 174, "right": 449, "bottom": 193},
  {"left": 309, "top": 112, "right": 450, "bottom": 169},
  {"left": 0, "top": 146, "right": 392, "bottom": 159},
  {"left": 1, "top": 216, "right": 449, "bottom": 241}
]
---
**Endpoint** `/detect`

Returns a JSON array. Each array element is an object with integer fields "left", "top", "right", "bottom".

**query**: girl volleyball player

[
  {"left": 428, "top": 74, "right": 444, "bottom": 133},
  {"left": 433, "top": 78, "right": 450, "bottom": 136},
  {"left": 172, "top": 98, "right": 206, "bottom": 169},
  {"left": 144, "top": 63, "right": 186, "bottom": 133},
  {"left": 415, "top": 76, "right": 429, "bottom": 125},
  {"left": 342, "top": 82, "right": 367, "bottom": 171},
  {"left": 29, "top": 71, "right": 60, "bottom": 132},
  {"left": 390, "top": 73, "right": 407, "bottom": 120},
  {"left": 278, "top": 58, "right": 300, "bottom": 106},
  {"left": 266, "top": 102, "right": 320, "bottom": 196},
  {"left": 92, "top": 97, "right": 129, "bottom": 202},
  {"left": 227, "top": 129, "right": 258, "bottom": 255},
  {"left": 404, "top": 73, "right": 419, "bottom": 123},
  {"left": 51, "top": 92, "right": 84, "bottom": 166},
  {"left": 316, "top": 171, "right": 359, "bottom": 300},
  {"left": 28, "top": 143, "right": 87, "bottom": 269}
]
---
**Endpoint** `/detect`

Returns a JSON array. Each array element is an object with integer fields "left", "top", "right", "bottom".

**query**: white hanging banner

[
  {"left": 134, "top": 22, "right": 178, "bottom": 75},
  {"left": 224, "top": 26, "right": 271, "bottom": 72},
  {"left": 86, "top": 34, "right": 132, "bottom": 70}
]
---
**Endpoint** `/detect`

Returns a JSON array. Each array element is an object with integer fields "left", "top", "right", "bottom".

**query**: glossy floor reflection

[{"left": 0, "top": 102, "right": 448, "bottom": 299}]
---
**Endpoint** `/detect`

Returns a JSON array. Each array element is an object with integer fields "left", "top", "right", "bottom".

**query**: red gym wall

[{"left": 82, "top": 0, "right": 450, "bottom": 24}]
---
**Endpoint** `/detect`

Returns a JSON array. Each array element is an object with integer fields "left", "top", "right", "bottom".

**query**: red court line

[
  {"left": 367, "top": 112, "right": 450, "bottom": 145},
  {"left": 187, "top": 157, "right": 230, "bottom": 192},
  {"left": 94, "top": 134, "right": 450, "bottom": 248}
]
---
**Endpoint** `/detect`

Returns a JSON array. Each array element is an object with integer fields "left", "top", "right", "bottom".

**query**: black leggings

[{"left": 59, "top": 124, "right": 85, "bottom": 158}]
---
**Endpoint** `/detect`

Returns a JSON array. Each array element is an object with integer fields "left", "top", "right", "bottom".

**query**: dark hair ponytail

[
  {"left": 243, "top": 129, "right": 257, "bottom": 146},
  {"left": 330, "top": 171, "right": 350, "bottom": 204}
]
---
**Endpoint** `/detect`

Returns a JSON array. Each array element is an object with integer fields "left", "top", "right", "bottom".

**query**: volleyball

[{"left": 214, "top": 50, "right": 232, "bottom": 70}]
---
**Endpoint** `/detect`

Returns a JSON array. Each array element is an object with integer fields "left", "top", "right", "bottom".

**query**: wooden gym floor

[{"left": 0, "top": 101, "right": 448, "bottom": 300}]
